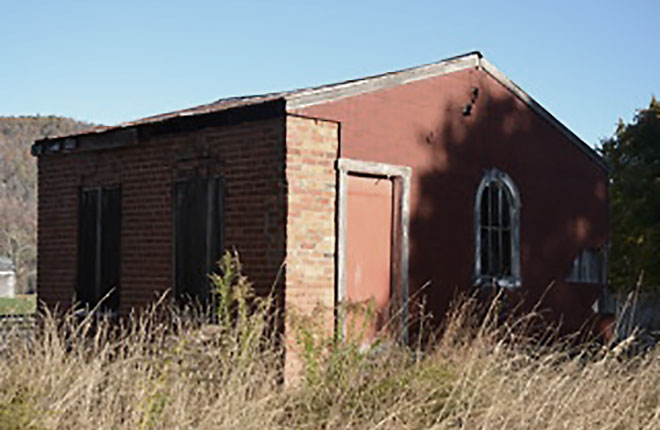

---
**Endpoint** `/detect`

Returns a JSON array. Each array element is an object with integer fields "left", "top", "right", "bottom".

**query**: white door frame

[{"left": 336, "top": 158, "right": 412, "bottom": 343}]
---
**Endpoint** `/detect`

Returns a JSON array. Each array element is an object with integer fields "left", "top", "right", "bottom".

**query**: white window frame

[
  {"left": 473, "top": 168, "right": 521, "bottom": 288},
  {"left": 565, "top": 248, "right": 607, "bottom": 285}
]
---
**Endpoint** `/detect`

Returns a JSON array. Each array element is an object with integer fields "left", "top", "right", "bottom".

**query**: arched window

[{"left": 474, "top": 169, "right": 521, "bottom": 287}]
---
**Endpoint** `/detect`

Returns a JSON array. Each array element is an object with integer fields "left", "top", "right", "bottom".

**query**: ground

[{"left": 0, "top": 294, "right": 36, "bottom": 315}]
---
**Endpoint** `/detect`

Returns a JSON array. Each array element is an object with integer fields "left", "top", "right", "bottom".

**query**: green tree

[{"left": 601, "top": 98, "right": 660, "bottom": 291}]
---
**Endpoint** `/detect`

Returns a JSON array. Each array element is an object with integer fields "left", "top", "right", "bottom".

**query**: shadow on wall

[{"left": 408, "top": 82, "right": 608, "bottom": 337}]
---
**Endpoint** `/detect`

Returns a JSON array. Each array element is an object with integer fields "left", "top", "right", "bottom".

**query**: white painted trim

[
  {"left": 473, "top": 168, "right": 522, "bottom": 288},
  {"left": 287, "top": 54, "right": 480, "bottom": 110}
]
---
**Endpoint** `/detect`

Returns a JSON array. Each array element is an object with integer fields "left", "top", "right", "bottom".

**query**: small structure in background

[
  {"left": 0, "top": 257, "right": 16, "bottom": 298},
  {"left": 598, "top": 288, "right": 660, "bottom": 346}
]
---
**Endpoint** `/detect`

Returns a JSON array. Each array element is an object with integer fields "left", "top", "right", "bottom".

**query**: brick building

[{"left": 32, "top": 52, "right": 608, "bottom": 344}]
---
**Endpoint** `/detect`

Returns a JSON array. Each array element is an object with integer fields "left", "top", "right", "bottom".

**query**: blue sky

[{"left": 3, "top": 0, "right": 658, "bottom": 148}]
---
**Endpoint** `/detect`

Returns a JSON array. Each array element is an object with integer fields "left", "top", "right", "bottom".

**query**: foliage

[
  {"left": 209, "top": 250, "right": 277, "bottom": 368},
  {"left": 601, "top": 98, "right": 660, "bottom": 291},
  {"left": 0, "top": 116, "right": 94, "bottom": 293},
  {"left": 0, "top": 258, "right": 659, "bottom": 429}
]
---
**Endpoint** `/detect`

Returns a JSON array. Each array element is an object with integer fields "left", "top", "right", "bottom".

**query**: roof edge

[
  {"left": 32, "top": 95, "right": 287, "bottom": 146},
  {"left": 286, "top": 52, "right": 482, "bottom": 109},
  {"left": 478, "top": 58, "right": 608, "bottom": 172},
  {"left": 31, "top": 98, "right": 286, "bottom": 157}
]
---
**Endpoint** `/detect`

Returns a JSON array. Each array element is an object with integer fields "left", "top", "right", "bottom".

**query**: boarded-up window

[
  {"left": 77, "top": 187, "right": 121, "bottom": 314},
  {"left": 566, "top": 249, "right": 606, "bottom": 285},
  {"left": 174, "top": 177, "right": 224, "bottom": 304}
]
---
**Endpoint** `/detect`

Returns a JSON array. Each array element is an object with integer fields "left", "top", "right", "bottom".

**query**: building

[
  {"left": 0, "top": 257, "right": 16, "bottom": 298},
  {"left": 32, "top": 52, "right": 608, "bottom": 342}
]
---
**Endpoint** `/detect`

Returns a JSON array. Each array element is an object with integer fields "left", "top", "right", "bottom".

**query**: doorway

[{"left": 336, "top": 158, "right": 411, "bottom": 343}]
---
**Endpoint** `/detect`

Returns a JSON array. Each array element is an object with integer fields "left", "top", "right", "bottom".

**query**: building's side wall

[
  {"left": 284, "top": 115, "right": 338, "bottom": 380},
  {"left": 294, "top": 66, "right": 608, "bottom": 333},
  {"left": 37, "top": 117, "right": 286, "bottom": 314}
]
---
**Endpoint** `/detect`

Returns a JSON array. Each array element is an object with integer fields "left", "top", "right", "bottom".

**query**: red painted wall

[{"left": 295, "top": 67, "right": 608, "bottom": 334}]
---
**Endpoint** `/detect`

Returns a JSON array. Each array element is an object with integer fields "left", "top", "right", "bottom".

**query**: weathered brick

[{"left": 38, "top": 117, "right": 287, "bottom": 313}]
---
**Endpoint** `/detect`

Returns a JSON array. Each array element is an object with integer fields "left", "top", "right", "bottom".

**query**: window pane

[
  {"left": 489, "top": 185, "right": 500, "bottom": 227},
  {"left": 475, "top": 171, "right": 520, "bottom": 284},
  {"left": 502, "top": 189, "right": 511, "bottom": 227},
  {"left": 480, "top": 187, "right": 489, "bottom": 226},
  {"left": 480, "top": 227, "right": 489, "bottom": 275},
  {"left": 489, "top": 228, "right": 499, "bottom": 275},
  {"left": 502, "top": 229, "right": 512, "bottom": 276}
]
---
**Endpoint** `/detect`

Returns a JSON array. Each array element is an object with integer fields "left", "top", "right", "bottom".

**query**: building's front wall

[
  {"left": 284, "top": 115, "right": 338, "bottom": 320},
  {"left": 295, "top": 67, "right": 608, "bottom": 333},
  {"left": 37, "top": 65, "right": 608, "bottom": 340},
  {"left": 283, "top": 115, "right": 339, "bottom": 380},
  {"left": 37, "top": 115, "right": 287, "bottom": 314}
]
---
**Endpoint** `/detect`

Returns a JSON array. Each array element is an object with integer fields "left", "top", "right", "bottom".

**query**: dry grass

[{"left": 0, "top": 266, "right": 658, "bottom": 429}]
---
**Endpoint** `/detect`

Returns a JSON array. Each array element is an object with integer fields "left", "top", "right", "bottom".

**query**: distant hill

[{"left": 0, "top": 116, "right": 96, "bottom": 293}]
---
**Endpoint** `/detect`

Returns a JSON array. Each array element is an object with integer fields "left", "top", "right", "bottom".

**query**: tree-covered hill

[{"left": 0, "top": 116, "right": 95, "bottom": 293}]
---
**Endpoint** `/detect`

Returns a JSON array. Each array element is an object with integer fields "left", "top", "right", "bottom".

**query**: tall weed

[{"left": 0, "top": 256, "right": 657, "bottom": 429}]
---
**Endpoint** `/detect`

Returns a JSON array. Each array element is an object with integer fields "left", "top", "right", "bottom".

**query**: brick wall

[
  {"left": 283, "top": 114, "right": 339, "bottom": 381},
  {"left": 37, "top": 116, "right": 287, "bottom": 314}
]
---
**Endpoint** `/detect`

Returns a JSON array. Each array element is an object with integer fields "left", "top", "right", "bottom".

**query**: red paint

[
  {"left": 345, "top": 175, "right": 393, "bottom": 339},
  {"left": 297, "top": 67, "right": 608, "bottom": 334},
  {"left": 37, "top": 64, "right": 609, "bottom": 340}
]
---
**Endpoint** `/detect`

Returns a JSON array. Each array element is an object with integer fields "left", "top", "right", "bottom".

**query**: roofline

[
  {"left": 32, "top": 95, "right": 285, "bottom": 146},
  {"left": 478, "top": 58, "right": 608, "bottom": 172},
  {"left": 285, "top": 52, "right": 482, "bottom": 109},
  {"left": 32, "top": 99, "right": 285, "bottom": 156},
  {"left": 283, "top": 53, "right": 607, "bottom": 173},
  {"left": 31, "top": 52, "right": 483, "bottom": 148},
  {"left": 30, "top": 51, "right": 607, "bottom": 172}
]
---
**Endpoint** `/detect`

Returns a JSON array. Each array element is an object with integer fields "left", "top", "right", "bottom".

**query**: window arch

[{"left": 474, "top": 168, "right": 521, "bottom": 287}]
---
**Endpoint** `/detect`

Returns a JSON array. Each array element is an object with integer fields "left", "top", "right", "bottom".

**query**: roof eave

[
  {"left": 478, "top": 58, "right": 609, "bottom": 173},
  {"left": 286, "top": 52, "right": 481, "bottom": 110},
  {"left": 32, "top": 98, "right": 286, "bottom": 157}
]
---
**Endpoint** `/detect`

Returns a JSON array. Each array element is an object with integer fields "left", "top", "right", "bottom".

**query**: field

[
  {"left": 0, "top": 293, "right": 657, "bottom": 429},
  {"left": 0, "top": 294, "right": 36, "bottom": 315},
  {"left": 0, "top": 256, "right": 656, "bottom": 430}
]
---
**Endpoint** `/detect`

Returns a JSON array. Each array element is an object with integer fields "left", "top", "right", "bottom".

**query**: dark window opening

[
  {"left": 174, "top": 176, "right": 224, "bottom": 305},
  {"left": 480, "top": 181, "right": 513, "bottom": 278},
  {"left": 77, "top": 186, "right": 121, "bottom": 315},
  {"left": 474, "top": 168, "right": 520, "bottom": 288}
]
